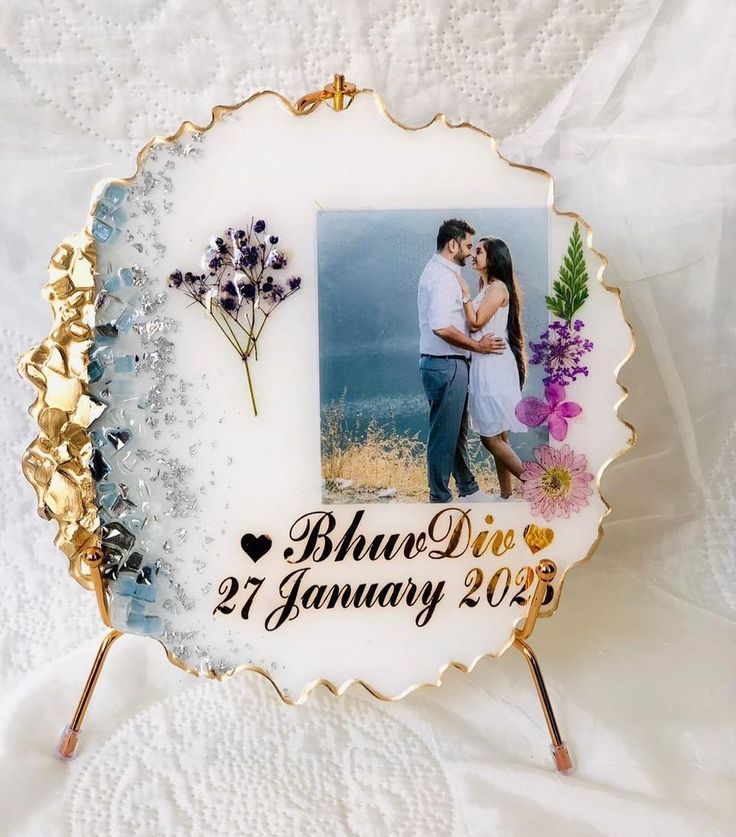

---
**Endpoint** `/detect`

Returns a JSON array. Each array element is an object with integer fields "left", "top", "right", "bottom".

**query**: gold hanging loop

[{"left": 295, "top": 74, "right": 358, "bottom": 114}]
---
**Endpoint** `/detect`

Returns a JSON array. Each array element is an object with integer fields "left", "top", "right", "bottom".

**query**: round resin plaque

[{"left": 20, "top": 87, "right": 633, "bottom": 702}]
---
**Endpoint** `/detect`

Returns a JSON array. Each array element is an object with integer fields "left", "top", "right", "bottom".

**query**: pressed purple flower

[
  {"left": 226, "top": 228, "right": 243, "bottom": 248},
  {"left": 201, "top": 247, "right": 223, "bottom": 271},
  {"left": 236, "top": 245, "right": 259, "bottom": 270},
  {"left": 270, "top": 283, "right": 286, "bottom": 301},
  {"left": 515, "top": 382, "right": 582, "bottom": 441},
  {"left": 529, "top": 319, "right": 594, "bottom": 387},
  {"left": 168, "top": 214, "right": 303, "bottom": 417},
  {"left": 219, "top": 293, "right": 238, "bottom": 311},
  {"left": 267, "top": 250, "right": 287, "bottom": 270}
]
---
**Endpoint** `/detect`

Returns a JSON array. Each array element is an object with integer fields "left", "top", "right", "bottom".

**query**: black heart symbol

[{"left": 240, "top": 533, "right": 272, "bottom": 563}]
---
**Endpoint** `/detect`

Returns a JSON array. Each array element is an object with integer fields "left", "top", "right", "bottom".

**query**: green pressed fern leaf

[{"left": 545, "top": 221, "right": 589, "bottom": 322}]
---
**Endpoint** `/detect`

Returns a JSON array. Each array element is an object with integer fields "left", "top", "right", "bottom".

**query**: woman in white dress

[{"left": 456, "top": 237, "right": 526, "bottom": 498}]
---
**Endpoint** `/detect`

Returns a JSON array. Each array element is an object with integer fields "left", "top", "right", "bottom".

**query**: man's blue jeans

[{"left": 419, "top": 355, "right": 479, "bottom": 503}]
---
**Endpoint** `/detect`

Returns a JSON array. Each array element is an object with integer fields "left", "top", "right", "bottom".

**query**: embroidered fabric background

[{"left": 1, "top": 1, "right": 734, "bottom": 834}]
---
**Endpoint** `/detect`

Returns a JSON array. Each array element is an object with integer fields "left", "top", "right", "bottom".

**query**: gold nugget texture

[{"left": 17, "top": 231, "right": 102, "bottom": 589}]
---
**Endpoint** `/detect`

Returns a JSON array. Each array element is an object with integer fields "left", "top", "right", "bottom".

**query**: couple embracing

[{"left": 417, "top": 218, "right": 526, "bottom": 503}]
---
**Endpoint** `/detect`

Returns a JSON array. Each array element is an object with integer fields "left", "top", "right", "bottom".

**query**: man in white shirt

[{"left": 417, "top": 219, "right": 505, "bottom": 502}]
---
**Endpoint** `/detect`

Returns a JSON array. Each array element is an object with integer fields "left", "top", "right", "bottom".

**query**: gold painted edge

[{"left": 20, "top": 86, "right": 636, "bottom": 704}]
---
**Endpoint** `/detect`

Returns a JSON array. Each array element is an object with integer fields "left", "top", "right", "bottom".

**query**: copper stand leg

[
  {"left": 56, "top": 630, "right": 123, "bottom": 760},
  {"left": 514, "top": 636, "right": 573, "bottom": 774}
]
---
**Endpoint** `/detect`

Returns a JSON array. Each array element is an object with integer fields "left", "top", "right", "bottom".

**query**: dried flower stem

[
  {"left": 169, "top": 218, "right": 302, "bottom": 416},
  {"left": 243, "top": 356, "right": 257, "bottom": 416}
]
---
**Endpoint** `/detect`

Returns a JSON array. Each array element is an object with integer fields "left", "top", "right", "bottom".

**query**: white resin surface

[{"left": 92, "top": 92, "right": 631, "bottom": 698}]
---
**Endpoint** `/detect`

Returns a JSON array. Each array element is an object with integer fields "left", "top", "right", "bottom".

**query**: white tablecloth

[{"left": 1, "top": 1, "right": 734, "bottom": 834}]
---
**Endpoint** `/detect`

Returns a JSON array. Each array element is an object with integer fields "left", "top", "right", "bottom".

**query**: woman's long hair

[{"left": 478, "top": 237, "right": 526, "bottom": 387}]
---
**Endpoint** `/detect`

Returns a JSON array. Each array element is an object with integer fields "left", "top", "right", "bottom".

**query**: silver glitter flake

[
  {"left": 89, "top": 128, "right": 214, "bottom": 664},
  {"left": 133, "top": 317, "right": 179, "bottom": 340},
  {"left": 139, "top": 291, "right": 167, "bottom": 314}
]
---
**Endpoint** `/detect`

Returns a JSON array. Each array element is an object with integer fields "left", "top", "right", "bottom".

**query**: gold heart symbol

[{"left": 524, "top": 524, "right": 554, "bottom": 554}]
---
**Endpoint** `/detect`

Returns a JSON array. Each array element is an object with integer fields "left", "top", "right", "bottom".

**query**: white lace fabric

[{"left": 1, "top": 1, "right": 734, "bottom": 834}]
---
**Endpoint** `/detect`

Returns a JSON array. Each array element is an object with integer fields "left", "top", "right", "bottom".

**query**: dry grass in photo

[{"left": 322, "top": 392, "right": 501, "bottom": 503}]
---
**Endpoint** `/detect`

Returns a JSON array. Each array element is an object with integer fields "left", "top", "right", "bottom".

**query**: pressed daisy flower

[{"left": 520, "top": 444, "right": 594, "bottom": 520}]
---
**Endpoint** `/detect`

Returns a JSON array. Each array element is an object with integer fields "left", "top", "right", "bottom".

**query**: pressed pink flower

[
  {"left": 515, "top": 382, "right": 582, "bottom": 441},
  {"left": 520, "top": 444, "right": 594, "bottom": 520}
]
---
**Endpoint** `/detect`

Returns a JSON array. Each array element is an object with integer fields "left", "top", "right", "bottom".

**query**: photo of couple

[
  {"left": 317, "top": 208, "right": 547, "bottom": 505},
  {"left": 418, "top": 218, "right": 527, "bottom": 503}
]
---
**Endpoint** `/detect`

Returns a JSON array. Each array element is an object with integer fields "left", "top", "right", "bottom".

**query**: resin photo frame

[{"left": 18, "top": 77, "right": 634, "bottom": 771}]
